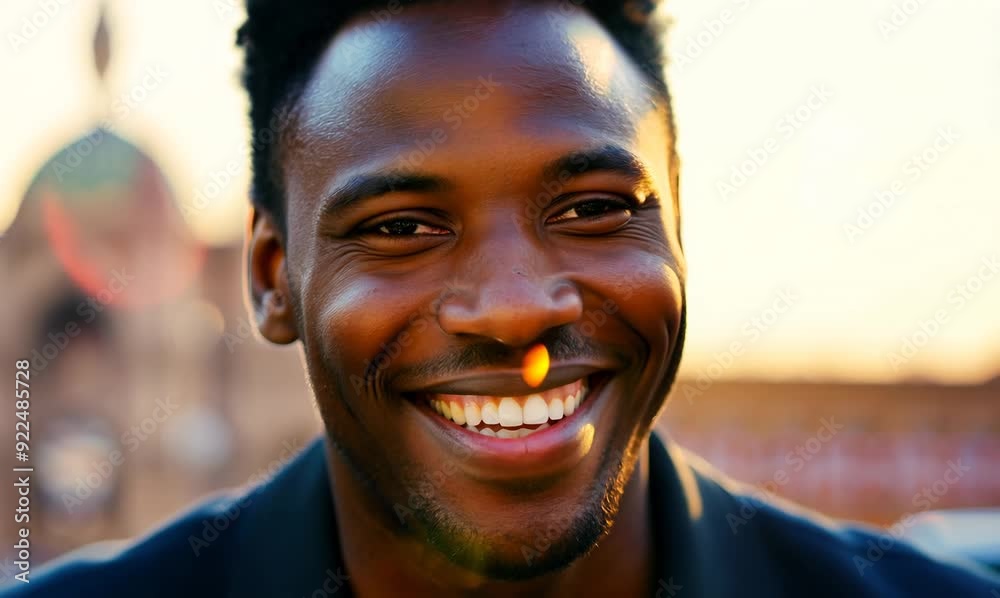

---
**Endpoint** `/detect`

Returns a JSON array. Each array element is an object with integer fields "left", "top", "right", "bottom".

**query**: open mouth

[{"left": 420, "top": 375, "right": 603, "bottom": 439}]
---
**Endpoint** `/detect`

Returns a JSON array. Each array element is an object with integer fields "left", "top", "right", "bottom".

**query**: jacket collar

[
  {"left": 649, "top": 432, "right": 726, "bottom": 598},
  {"left": 227, "top": 432, "right": 738, "bottom": 597},
  {"left": 227, "top": 436, "right": 347, "bottom": 597}
]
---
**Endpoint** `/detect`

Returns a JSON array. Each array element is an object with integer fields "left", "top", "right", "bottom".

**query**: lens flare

[{"left": 522, "top": 344, "right": 550, "bottom": 388}]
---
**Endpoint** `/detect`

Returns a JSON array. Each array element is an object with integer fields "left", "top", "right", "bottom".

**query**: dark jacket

[{"left": 3, "top": 433, "right": 998, "bottom": 597}]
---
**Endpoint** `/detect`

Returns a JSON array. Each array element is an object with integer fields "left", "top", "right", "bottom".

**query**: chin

[{"left": 405, "top": 443, "right": 635, "bottom": 582}]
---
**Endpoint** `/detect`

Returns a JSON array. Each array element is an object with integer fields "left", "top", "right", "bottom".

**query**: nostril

[{"left": 436, "top": 277, "right": 583, "bottom": 345}]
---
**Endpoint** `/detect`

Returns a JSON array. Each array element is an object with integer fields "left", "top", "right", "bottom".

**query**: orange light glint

[{"left": 522, "top": 344, "right": 550, "bottom": 388}]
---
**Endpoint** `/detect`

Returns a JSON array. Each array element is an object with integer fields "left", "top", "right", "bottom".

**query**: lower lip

[{"left": 408, "top": 374, "right": 613, "bottom": 480}]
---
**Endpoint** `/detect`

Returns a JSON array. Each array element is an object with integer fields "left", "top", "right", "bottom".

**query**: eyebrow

[
  {"left": 319, "top": 144, "right": 655, "bottom": 218},
  {"left": 540, "top": 144, "right": 655, "bottom": 191},
  {"left": 319, "top": 172, "right": 450, "bottom": 218}
]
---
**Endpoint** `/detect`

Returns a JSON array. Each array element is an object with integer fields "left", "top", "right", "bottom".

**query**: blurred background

[{"left": 1, "top": 0, "right": 998, "bottom": 577}]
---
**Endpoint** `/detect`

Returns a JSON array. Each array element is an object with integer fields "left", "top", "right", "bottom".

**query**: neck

[{"left": 327, "top": 438, "right": 655, "bottom": 598}]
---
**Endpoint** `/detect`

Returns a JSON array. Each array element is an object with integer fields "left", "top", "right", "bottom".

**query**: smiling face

[{"left": 249, "top": 1, "right": 685, "bottom": 580}]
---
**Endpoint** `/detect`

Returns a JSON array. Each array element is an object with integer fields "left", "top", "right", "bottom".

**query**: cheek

[
  {"left": 632, "top": 268, "right": 684, "bottom": 399},
  {"left": 584, "top": 246, "right": 683, "bottom": 351},
  {"left": 302, "top": 264, "right": 436, "bottom": 396},
  {"left": 602, "top": 260, "right": 684, "bottom": 427},
  {"left": 625, "top": 263, "right": 685, "bottom": 407}
]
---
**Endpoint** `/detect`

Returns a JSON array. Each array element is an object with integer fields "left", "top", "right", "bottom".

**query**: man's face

[{"left": 265, "top": 1, "right": 684, "bottom": 579}]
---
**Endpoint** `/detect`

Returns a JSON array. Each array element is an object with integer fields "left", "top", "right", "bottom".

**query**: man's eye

[
  {"left": 365, "top": 219, "right": 450, "bottom": 237},
  {"left": 547, "top": 198, "right": 635, "bottom": 225}
]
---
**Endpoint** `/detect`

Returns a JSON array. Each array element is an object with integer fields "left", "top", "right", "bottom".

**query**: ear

[{"left": 247, "top": 208, "right": 298, "bottom": 344}]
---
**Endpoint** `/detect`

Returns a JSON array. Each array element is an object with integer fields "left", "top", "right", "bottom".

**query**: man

[{"left": 6, "top": 1, "right": 999, "bottom": 596}]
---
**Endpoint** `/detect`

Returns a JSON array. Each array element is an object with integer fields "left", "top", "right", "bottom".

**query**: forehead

[{"left": 281, "top": 2, "right": 671, "bottom": 208}]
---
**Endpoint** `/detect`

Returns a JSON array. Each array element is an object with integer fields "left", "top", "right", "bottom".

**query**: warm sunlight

[{"left": 2, "top": 0, "right": 998, "bottom": 383}]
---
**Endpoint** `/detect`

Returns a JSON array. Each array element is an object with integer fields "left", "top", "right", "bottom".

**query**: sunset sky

[{"left": 2, "top": 0, "right": 998, "bottom": 383}]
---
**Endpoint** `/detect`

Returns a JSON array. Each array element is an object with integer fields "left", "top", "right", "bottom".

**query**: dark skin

[{"left": 249, "top": 2, "right": 685, "bottom": 596}]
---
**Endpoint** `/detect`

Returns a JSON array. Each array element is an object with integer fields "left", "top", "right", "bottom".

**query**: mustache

[{"left": 378, "top": 326, "right": 608, "bottom": 388}]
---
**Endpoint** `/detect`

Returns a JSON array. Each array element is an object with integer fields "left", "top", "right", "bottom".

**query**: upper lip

[{"left": 400, "top": 363, "right": 614, "bottom": 398}]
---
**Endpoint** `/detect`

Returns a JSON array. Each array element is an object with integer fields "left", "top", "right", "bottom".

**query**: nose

[{"left": 437, "top": 258, "right": 583, "bottom": 348}]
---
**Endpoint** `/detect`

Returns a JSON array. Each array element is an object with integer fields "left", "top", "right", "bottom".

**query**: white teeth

[
  {"left": 472, "top": 423, "right": 555, "bottom": 439},
  {"left": 527, "top": 423, "right": 550, "bottom": 436},
  {"left": 548, "top": 397, "right": 564, "bottom": 421},
  {"left": 522, "top": 394, "right": 548, "bottom": 425},
  {"left": 564, "top": 392, "right": 576, "bottom": 415},
  {"left": 449, "top": 401, "right": 465, "bottom": 425},
  {"left": 464, "top": 403, "right": 481, "bottom": 426},
  {"left": 481, "top": 401, "right": 500, "bottom": 425},
  {"left": 498, "top": 397, "right": 523, "bottom": 427},
  {"left": 428, "top": 378, "right": 591, "bottom": 431}
]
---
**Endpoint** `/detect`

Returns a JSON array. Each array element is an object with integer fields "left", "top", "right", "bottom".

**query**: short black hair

[{"left": 237, "top": 0, "right": 676, "bottom": 229}]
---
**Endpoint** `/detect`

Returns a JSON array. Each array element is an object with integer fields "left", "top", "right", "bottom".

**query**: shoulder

[
  {"left": 682, "top": 447, "right": 1000, "bottom": 597},
  {"left": 0, "top": 490, "right": 251, "bottom": 597},
  {"left": 0, "top": 436, "right": 335, "bottom": 598}
]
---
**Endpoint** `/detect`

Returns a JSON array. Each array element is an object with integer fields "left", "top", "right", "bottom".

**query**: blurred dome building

[
  {"left": 0, "top": 7, "right": 226, "bottom": 557},
  {"left": 0, "top": 9, "right": 319, "bottom": 568}
]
